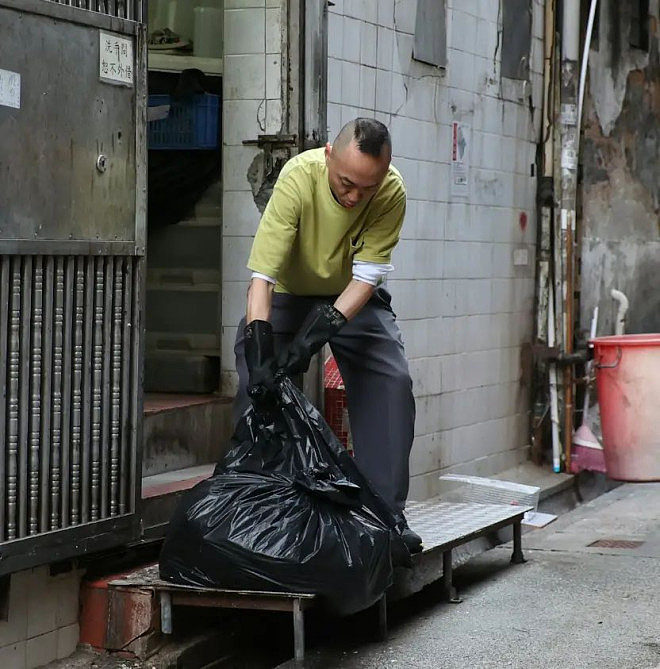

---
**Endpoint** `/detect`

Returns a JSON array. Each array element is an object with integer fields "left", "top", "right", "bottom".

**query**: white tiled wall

[
  {"left": 327, "top": 0, "right": 543, "bottom": 498},
  {"left": 221, "top": 0, "right": 285, "bottom": 390},
  {"left": 0, "top": 567, "right": 82, "bottom": 669},
  {"left": 221, "top": 0, "right": 543, "bottom": 498}
]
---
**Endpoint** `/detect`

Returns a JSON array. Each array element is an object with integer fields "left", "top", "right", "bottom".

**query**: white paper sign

[
  {"left": 561, "top": 146, "right": 578, "bottom": 170},
  {"left": 560, "top": 103, "right": 577, "bottom": 126},
  {"left": 451, "top": 122, "right": 469, "bottom": 198},
  {"left": 99, "top": 31, "right": 134, "bottom": 87},
  {"left": 0, "top": 68, "right": 21, "bottom": 109}
]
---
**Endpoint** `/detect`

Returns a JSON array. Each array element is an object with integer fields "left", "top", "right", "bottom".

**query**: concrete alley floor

[{"left": 279, "top": 482, "right": 660, "bottom": 669}]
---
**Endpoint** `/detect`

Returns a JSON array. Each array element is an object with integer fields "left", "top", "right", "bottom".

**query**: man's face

[{"left": 325, "top": 140, "right": 390, "bottom": 209}]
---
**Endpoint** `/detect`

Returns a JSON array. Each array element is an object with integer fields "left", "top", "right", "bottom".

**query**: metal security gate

[
  {"left": 47, "top": 0, "right": 142, "bottom": 19},
  {"left": 0, "top": 0, "right": 146, "bottom": 574}
]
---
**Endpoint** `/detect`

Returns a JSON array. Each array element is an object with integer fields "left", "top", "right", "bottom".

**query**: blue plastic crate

[{"left": 148, "top": 94, "right": 220, "bottom": 150}]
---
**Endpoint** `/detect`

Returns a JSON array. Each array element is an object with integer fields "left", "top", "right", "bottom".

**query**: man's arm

[
  {"left": 276, "top": 279, "right": 374, "bottom": 376},
  {"left": 246, "top": 168, "right": 302, "bottom": 317},
  {"left": 334, "top": 279, "right": 375, "bottom": 321},
  {"left": 337, "top": 187, "right": 405, "bottom": 321},
  {"left": 246, "top": 278, "right": 275, "bottom": 323}
]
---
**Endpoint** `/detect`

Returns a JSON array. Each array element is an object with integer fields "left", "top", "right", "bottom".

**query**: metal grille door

[
  {"left": 0, "top": 256, "right": 140, "bottom": 537},
  {"left": 0, "top": 0, "right": 146, "bottom": 573},
  {"left": 46, "top": 0, "right": 144, "bottom": 20}
]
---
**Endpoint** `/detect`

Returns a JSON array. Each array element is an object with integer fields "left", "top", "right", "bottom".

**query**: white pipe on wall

[
  {"left": 562, "top": 0, "right": 581, "bottom": 60},
  {"left": 611, "top": 289, "right": 629, "bottom": 336},
  {"left": 577, "top": 0, "right": 599, "bottom": 151},
  {"left": 548, "top": 290, "right": 561, "bottom": 473}
]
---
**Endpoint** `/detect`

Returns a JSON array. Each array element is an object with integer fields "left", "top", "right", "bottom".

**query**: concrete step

[
  {"left": 140, "top": 394, "right": 233, "bottom": 539},
  {"left": 144, "top": 353, "right": 221, "bottom": 393},
  {"left": 143, "top": 393, "right": 233, "bottom": 477},
  {"left": 492, "top": 461, "right": 620, "bottom": 516},
  {"left": 140, "top": 463, "right": 216, "bottom": 540},
  {"left": 142, "top": 463, "right": 217, "bottom": 499}
]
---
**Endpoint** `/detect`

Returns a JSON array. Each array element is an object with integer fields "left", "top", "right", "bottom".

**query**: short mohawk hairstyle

[{"left": 335, "top": 118, "right": 392, "bottom": 158}]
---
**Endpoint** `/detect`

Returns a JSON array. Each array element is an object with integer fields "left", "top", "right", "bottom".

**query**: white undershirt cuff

[
  {"left": 352, "top": 260, "right": 394, "bottom": 286},
  {"left": 251, "top": 271, "right": 277, "bottom": 285}
]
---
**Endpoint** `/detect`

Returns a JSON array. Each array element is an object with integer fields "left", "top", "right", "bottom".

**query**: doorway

[{"left": 144, "top": 0, "right": 224, "bottom": 394}]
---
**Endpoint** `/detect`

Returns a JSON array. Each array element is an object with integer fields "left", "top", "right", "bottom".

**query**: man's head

[{"left": 325, "top": 118, "right": 392, "bottom": 209}]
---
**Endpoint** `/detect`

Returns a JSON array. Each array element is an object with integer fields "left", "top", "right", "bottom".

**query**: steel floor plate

[{"left": 406, "top": 500, "right": 532, "bottom": 552}]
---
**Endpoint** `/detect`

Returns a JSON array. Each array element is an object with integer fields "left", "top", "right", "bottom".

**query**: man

[{"left": 233, "top": 118, "right": 421, "bottom": 552}]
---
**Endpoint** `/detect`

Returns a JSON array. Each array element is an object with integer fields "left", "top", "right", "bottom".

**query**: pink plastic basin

[{"left": 591, "top": 334, "right": 660, "bottom": 481}]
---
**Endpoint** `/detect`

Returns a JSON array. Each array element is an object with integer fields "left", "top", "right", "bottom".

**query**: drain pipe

[{"left": 558, "top": 0, "right": 581, "bottom": 472}]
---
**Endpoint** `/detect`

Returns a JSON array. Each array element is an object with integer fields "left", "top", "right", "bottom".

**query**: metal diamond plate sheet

[{"left": 406, "top": 500, "right": 532, "bottom": 551}]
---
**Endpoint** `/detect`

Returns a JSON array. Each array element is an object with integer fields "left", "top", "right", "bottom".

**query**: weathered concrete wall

[
  {"left": 588, "top": 0, "right": 651, "bottom": 136},
  {"left": 581, "top": 2, "right": 660, "bottom": 337}
]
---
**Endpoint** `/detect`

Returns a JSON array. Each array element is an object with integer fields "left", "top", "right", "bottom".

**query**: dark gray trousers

[{"left": 233, "top": 288, "right": 416, "bottom": 513}]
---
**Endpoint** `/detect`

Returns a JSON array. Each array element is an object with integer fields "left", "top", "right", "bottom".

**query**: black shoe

[
  {"left": 395, "top": 514, "right": 423, "bottom": 554},
  {"left": 401, "top": 527, "right": 423, "bottom": 553}
]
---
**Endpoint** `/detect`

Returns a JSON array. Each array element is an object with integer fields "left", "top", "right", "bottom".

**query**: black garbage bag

[{"left": 159, "top": 375, "right": 409, "bottom": 616}]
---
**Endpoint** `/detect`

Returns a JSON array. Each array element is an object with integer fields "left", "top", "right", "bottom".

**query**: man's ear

[{"left": 325, "top": 142, "right": 332, "bottom": 159}]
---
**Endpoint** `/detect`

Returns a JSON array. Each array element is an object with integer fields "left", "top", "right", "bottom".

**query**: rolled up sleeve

[
  {"left": 353, "top": 191, "right": 406, "bottom": 264},
  {"left": 247, "top": 172, "right": 302, "bottom": 279}
]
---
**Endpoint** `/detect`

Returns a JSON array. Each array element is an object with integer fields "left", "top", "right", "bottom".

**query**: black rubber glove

[
  {"left": 278, "top": 304, "right": 347, "bottom": 376},
  {"left": 244, "top": 320, "right": 277, "bottom": 409}
]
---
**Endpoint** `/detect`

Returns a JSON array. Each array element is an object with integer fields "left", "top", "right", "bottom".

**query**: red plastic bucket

[{"left": 590, "top": 334, "right": 660, "bottom": 481}]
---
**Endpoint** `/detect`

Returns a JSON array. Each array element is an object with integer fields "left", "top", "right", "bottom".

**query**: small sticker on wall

[
  {"left": 99, "top": 31, "right": 134, "bottom": 87},
  {"left": 561, "top": 146, "right": 577, "bottom": 170},
  {"left": 513, "top": 247, "right": 529, "bottom": 266},
  {"left": 0, "top": 68, "right": 21, "bottom": 109},
  {"left": 451, "top": 122, "right": 469, "bottom": 198},
  {"left": 560, "top": 103, "right": 577, "bottom": 126}
]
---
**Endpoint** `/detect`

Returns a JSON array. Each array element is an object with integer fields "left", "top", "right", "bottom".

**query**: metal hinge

[{"left": 242, "top": 134, "right": 298, "bottom": 149}]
